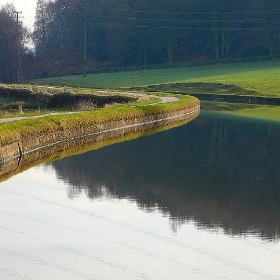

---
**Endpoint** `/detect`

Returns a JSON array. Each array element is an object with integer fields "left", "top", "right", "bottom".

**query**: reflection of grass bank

[{"left": 201, "top": 101, "right": 280, "bottom": 122}]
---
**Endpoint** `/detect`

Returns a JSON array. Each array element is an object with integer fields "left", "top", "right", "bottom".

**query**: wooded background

[{"left": 1, "top": 0, "right": 280, "bottom": 82}]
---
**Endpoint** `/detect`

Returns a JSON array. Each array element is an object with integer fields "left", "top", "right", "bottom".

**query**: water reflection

[{"left": 50, "top": 112, "right": 280, "bottom": 240}]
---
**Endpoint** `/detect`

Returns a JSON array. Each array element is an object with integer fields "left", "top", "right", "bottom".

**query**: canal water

[{"left": 0, "top": 111, "right": 280, "bottom": 280}]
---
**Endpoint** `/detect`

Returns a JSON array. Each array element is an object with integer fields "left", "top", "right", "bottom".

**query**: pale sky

[{"left": 0, "top": 0, "right": 36, "bottom": 30}]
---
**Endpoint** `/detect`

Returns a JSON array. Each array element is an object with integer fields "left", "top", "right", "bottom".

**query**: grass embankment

[
  {"left": 0, "top": 84, "right": 198, "bottom": 181},
  {"left": 0, "top": 92, "right": 198, "bottom": 146},
  {"left": 31, "top": 59, "right": 280, "bottom": 122},
  {"left": 0, "top": 84, "right": 137, "bottom": 119},
  {"left": 32, "top": 60, "right": 280, "bottom": 97}
]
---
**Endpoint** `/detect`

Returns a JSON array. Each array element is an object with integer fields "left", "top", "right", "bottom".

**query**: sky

[{"left": 0, "top": 0, "right": 36, "bottom": 30}]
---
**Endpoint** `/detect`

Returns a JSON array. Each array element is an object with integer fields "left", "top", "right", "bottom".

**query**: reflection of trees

[{"left": 52, "top": 113, "right": 280, "bottom": 240}]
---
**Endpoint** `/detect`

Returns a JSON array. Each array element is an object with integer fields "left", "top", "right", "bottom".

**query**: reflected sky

[
  {"left": 1, "top": 112, "right": 280, "bottom": 279},
  {"left": 0, "top": 164, "right": 280, "bottom": 280}
]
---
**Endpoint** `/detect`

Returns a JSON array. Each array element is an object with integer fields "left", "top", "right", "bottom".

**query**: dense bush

[
  {"left": 0, "top": 87, "right": 136, "bottom": 111},
  {"left": 48, "top": 93, "right": 136, "bottom": 109},
  {"left": 0, "top": 88, "right": 31, "bottom": 101}
]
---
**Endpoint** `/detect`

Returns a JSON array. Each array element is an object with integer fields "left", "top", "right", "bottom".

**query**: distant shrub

[
  {"left": 29, "top": 92, "right": 52, "bottom": 109},
  {"left": 73, "top": 99, "right": 97, "bottom": 111},
  {"left": 1, "top": 100, "right": 26, "bottom": 110},
  {"left": 48, "top": 92, "right": 135, "bottom": 109},
  {"left": 0, "top": 88, "right": 30, "bottom": 101},
  {"left": 0, "top": 86, "right": 136, "bottom": 112}
]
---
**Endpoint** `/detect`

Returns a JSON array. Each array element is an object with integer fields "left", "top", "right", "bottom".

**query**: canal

[{"left": 0, "top": 111, "right": 280, "bottom": 279}]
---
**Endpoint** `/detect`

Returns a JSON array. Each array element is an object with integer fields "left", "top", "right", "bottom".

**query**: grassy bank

[
  {"left": 0, "top": 84, "right": 139, "bottom": 119},
  {"left": 31, "top": 60, "right": 280, "bottom": 98},
  {"left": 0, "top": 93, "right": 198, "bottom": 146},
  {"left": 30, "top": 60, "right": 280, "bottom": 122}
]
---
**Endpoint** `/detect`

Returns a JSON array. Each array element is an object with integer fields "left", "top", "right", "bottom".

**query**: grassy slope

[
  {"left": 32, "top": 60, "right": 280, "bottom": 97},
  {"left": 0, "top": 94, "right": 198, "bottom": 145},
  {"left": 31, "top": 60, "right": 280, "bottom": 122}
]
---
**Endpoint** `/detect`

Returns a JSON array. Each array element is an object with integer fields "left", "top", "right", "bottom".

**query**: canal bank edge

[
  {"left": 0, "top": 114, "right": 198, "bottom": 183},
  {"left": 0, "top": 96, "right": 200, "bottom": 164}
]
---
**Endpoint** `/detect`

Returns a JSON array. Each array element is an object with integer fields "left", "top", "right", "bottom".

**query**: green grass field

[
  {"left": 0, "top": 93, "right": 198, "bottom": 145},
  {"left": 31, "top": 59, "right": 280, "bottom": 122},
  {"left": 31, "top": 60, "right": 280, "bottom": 97}
]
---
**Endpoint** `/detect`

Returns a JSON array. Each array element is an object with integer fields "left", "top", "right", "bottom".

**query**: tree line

[
  {"left": 1, "top": 0, "right": 280, "bottom": 82},
  {"left": 0, "top": 4, "right": 29, "bottom": 83},
  {"left": 33, "top": 0, "right": 280, "bottom": 68}
]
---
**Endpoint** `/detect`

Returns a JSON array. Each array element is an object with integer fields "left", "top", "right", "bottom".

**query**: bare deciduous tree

[{"left": 0, "top": 4, "right": 27, "bottom": 83}]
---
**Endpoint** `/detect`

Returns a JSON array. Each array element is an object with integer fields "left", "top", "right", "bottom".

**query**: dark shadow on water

[{"left": 51, "top": 111, "right": 280, "bottom": 241}]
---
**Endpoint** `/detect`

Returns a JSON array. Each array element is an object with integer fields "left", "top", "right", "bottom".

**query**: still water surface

[{"left": 0, "top": 112, "right": 280, "bottom": 280}]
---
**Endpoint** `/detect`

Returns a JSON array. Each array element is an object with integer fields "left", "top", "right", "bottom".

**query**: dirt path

[
  {"left": 0, "top": 92, "right": 179, "bottom": 124},
  {"left": 0, "top": 112, "right": 80, "bottom": 124},
  {"left": 96, "top": 90, "right": 179, "bottom": 104}
]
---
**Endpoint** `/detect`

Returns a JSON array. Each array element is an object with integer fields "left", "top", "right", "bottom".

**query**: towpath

[{"left": 0, "top": 91, "right": 179, "bottom": 124}]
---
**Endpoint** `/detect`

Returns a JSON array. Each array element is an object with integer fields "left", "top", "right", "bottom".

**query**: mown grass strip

[
  {"left": 31, "top": 60, "right": 280, "bottom": 97},
  {"left": 0, "top": 94, "right": 198, "bottom": 146}
]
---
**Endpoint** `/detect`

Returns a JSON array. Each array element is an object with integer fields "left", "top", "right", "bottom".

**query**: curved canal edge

[{"left": 0, "top": 95, "right": 200, "bottom": 165}]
